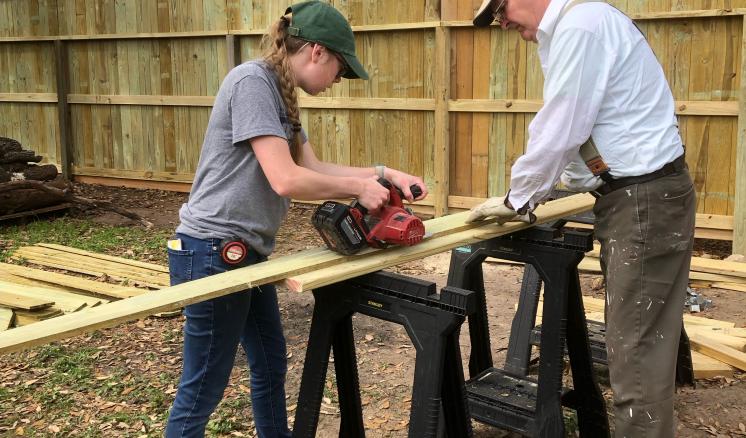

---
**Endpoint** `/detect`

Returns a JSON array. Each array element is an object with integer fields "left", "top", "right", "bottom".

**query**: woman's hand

[
  {"left": 384, "top": 168, "right": 428, "bottom": 202},
  {"left": 356, "top": 175, "right": 391, "bottom": 210}
]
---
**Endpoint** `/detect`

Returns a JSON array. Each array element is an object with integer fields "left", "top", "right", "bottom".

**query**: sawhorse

[
  {"left": 447, "top": 223, "right": 610, "bottom": 437},
  {"left": 292, "top": 271, "right": 477, "bottom": 438}
]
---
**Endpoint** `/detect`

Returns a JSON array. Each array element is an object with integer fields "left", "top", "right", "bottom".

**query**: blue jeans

[{"left": 165, "top": 233, "right": 291, "bottom": 438}]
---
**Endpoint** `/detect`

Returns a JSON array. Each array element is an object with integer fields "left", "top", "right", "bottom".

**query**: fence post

[
  {"left": 734, "top": 16, "right": 746, "bottom": 255},
  {"left": 226, "top": 34, "right": 241, "bottom": 71},
  {"left": 434, "top": 0, "right": 456, "bottom": 217},
  {"left": 54, "top": 39, "right": 72, "bottom": 180}
]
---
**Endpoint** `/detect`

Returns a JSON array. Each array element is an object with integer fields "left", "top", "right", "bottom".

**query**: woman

[{"left": 165, "top": 1, "right": 427, "bottom": 437}]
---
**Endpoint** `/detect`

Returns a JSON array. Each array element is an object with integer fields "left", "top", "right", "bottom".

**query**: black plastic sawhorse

[
  {"left": 447, "top": 224, "right": 610, "bottom": 437},
  {"left": 292, "top": 271, "right": 477, "bottom": 438}
]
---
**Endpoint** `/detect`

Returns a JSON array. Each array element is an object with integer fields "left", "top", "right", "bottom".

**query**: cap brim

[
  {"left": 473, "top": 0, "right": 497, "bottom": 27},
  {"left": 340, "top": 52, "right": 369, "bottom": 80}
]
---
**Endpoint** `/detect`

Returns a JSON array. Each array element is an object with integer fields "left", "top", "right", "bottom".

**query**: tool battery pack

[{"left": 312, "top": 201, "right": 367, "bottom": 255}]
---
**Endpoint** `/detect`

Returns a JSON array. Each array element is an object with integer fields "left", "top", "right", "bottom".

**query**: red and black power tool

[{"left": 312, "top": 178, "right": 426, "bottom": 255}]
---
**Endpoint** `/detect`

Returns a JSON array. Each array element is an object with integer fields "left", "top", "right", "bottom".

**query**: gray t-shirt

[{"left": 177, "top": 60, "right": 307, "bottom": 256}]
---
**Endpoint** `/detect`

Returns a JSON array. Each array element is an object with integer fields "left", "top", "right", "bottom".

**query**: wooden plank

[
  {"left": 439, "top": 9, "right": 746, "bottom": 27},
  {"left": 36, "top": 244, "right": 169, "bottom": 273},
  {"left": 687, "top": 326, "right": 746, "bottom": 351},
  {"left": 0, "top": 193, "right": 595, "bottom": 354},
  {"left": 711, "top": 282, "right": 746, "bottom": 292},
  {"left": 284, "top": 194, "right": 596, "bottom": 292},
  {"left": 580, "top": 253, "right": 746, "bottom": 284},
  {"left": 14, "top": 308, "right": 64, "bottom": 326},
  {"left": 0, "top": 291, "right": 54, "bottom": 311},
  {"left": 697, "top": 213, "right": 735, "bottom": 229},
  {"left": 0, "top": 271, "right": 102, "bottom": 308},
  {"left": 687, "top": 326, "right": 746, "bottom": 338},
  {"left": 735, "top": 15, "right": 746, "bottom": 255},
  {"left": 0, "top": 308, "right": 12, "bottom": 331},
  {"left": 448, "top": 99, "right": 738, "bottom": 115},
  {"left": 578, "top": 295, "right": 737, "bottom": 328},
  {"left": 0, "top": 280, "right": 88, "bottom": 313},
  {"left": 10, "top": 92, "right": 734, "bottom": 115},
  {"left": 690, "top": 255, "right": 746, "bottom": 279},
  {"left": 692, "top": 350, "right": 736, "bottom": 379},
  {"left": 300, "top": 97, "right": 435, "bottom": 111},
  {"left": 0, "top": 92, "right": 58, "bottom": 102},
  {"left": 67, "top": 94, "right": 214, "bottom": 106},
  {"left": 12, "top": 252, "right": 168, "bottom": 289},
  {"left": 690, "top": 332, "right": 746, "bottom": 371},
  {"left": 14, "top": 247, "right": 168, "bottom": 280},
  {"left": 0, "top": 263, "right": 141, "bottom": 300}
]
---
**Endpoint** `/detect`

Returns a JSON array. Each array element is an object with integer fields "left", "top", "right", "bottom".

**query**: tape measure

[{"left": 220, "top": 238, "right": 249, "bottom": 266}]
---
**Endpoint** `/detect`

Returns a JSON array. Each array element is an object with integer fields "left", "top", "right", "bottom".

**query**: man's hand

[{"left": 466, "top": 196, "right": 536, "bottom": 224}]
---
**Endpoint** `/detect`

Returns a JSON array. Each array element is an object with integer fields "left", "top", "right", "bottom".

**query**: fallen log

[{"left": 0, "top": 179, "right": 153, "bottom": 227}]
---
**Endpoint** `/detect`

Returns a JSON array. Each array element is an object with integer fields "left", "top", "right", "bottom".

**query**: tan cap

[{"left": 473, "top": 0, "right": 502, "bottom": 27}]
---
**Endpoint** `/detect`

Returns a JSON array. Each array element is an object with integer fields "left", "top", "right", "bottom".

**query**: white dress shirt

[{"left": 507, "top": 0, "right": 684, "bottom": 210}]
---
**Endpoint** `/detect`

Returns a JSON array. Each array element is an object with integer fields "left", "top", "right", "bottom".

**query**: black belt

[{"left": 591, "top": 154, "right": 686, "bottom": 197}]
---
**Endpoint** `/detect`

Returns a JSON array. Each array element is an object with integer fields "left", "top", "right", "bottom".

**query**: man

[{"left": 467, "top": 0, "right": 696, "bottom": 436}]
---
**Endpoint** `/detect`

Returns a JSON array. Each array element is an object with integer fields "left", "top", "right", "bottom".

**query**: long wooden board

[
  {"left": 13, "top": 247, "right": 169, "bottom": 287},
  {"left": 0, "top": 263, "right": 141, "bottom": 299},
  {"left": 37, "top": 243, "right": 169, "bottom": 272},
  {"left": 690, "top": 332, "right": 746, "bottom": 371},
  {"left": 691, "top": 351, "right": 736, "bottom": 379},
  {"left": 0, "top": 280, "right": 92, "bottom": 313},
  {"left": 577, "top": 256, "right": 746, "bottom": 287},
  {"left": 0, "top": 193, "right": 596, "bottom": 355},
  {"left": 283, "top": 194, "right": 596, "bottom": 292},
  {"left": 0, "top": 291, "right": 54, "bottom": 310}
]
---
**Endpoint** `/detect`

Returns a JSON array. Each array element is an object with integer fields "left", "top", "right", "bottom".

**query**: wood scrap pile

[
  {"left": 575, "top": 246, "right": 746, "bottom": 294},
  {"left": 535, "top": 295, "right": 745, "bottom": 380},
  {"left": 0, "top": 243, "right": 165, "bottom": 330},
  {"left": 0, "top": 136, "right": 70, "bottom": 217}
]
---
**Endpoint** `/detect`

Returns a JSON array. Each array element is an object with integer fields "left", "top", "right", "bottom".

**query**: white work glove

[{"left": 465, "top": 195, "right": 536, "bottom": 224}]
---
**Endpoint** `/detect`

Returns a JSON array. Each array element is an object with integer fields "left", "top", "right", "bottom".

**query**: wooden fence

[{"left": 1, "top": 0, "right": 745, "bottom": 253}]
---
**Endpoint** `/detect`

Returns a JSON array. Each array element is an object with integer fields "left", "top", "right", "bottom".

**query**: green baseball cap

[{"left": 285, "top": 1, "right": 369, "bottom": 80}]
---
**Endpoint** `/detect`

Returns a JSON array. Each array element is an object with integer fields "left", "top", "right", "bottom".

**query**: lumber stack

[
  {"left": 0, "top": 193, "right": 598, "bottom": 354},
  {"left": 0, "top": 243, "right": 156, "bottom": 331},
  {"left": 574, "top": 246, "right": 746, "bottom": 294},
  {"left": 12, "top": 243, "right": 169, "bottom": 288},
  {"left": 535, "top": 295, "right": 744, "bottom": 379}
]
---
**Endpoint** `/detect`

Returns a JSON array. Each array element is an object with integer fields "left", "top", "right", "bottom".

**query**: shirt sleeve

[
  {"left": 508, "top": 28, "right": 614, "bottom": 209},
  {"left": 230, "top": 75, "right": 290, "bottom": 146}
]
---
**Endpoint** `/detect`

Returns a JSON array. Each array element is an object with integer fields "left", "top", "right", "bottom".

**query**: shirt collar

[{"left": 536, "top": 0, "right": 573, "bottom": 46}]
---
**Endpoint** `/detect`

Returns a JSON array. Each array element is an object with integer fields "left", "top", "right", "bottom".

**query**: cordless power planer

[{"left": 312, "top": 178, "right": 426, "bottom": 255}]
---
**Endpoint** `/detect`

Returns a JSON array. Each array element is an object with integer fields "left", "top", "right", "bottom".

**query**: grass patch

[{"left": 0, "top": 216, "right": 171, "bottom": 264}]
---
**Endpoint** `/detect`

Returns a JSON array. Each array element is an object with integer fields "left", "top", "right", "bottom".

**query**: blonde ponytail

[{"left": 261, "top": 15, "right": 306, "bottom": 163}]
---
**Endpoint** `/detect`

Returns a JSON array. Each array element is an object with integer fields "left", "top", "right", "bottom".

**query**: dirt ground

[{"left": 2, "top": 183, "right": 745, "bottom": 437}]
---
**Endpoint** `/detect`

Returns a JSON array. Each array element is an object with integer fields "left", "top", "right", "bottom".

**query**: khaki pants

[{"left": 593, "top": 169, "right": 695, "bottom": 438}]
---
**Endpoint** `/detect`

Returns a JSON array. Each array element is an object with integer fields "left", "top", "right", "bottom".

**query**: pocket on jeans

[
  {"left": 657, "top": 171, "right": 694, "bottom": 202},
  {"left": 168, "top": 248, "right": 194, "bottom": 286}
]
